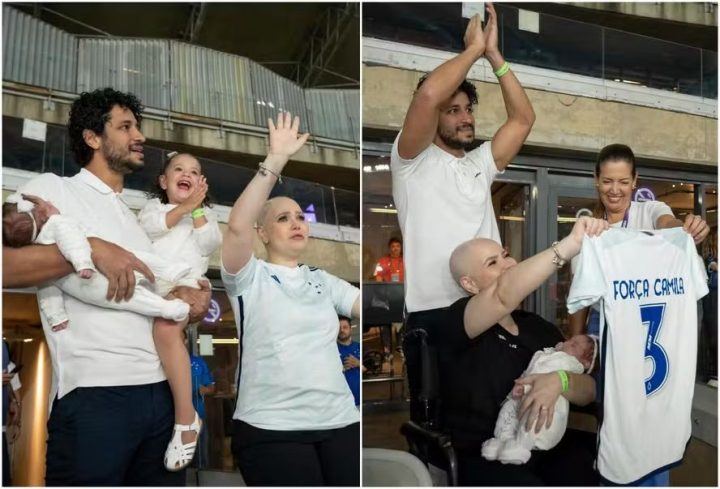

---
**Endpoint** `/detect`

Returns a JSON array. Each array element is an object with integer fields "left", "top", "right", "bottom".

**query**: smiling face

[
  {"left": 451, "top": 239, "right": 518, "bottom": 295},
  {"left": 258, "top": 197, "right": 309, "bottom": 259},
  {"left": 435, "top": 91, "right": 476, "bottom": 153},
  {"left": 159, "top": 154, "right": 202, "bottom": 205},
  {"left": 595, "top": 158, "right": 637, "bottom": 218},
  {"left": 98, "top": 105, "right": 146, "bottom": 174}
]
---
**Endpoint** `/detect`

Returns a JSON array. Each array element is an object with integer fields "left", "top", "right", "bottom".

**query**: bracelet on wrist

[
  {"left": 191, "top": 208, "right": 205, "bottom": 219},
  {"left": 258, "top": 163, "right": 283, "bottom": 183},
  {"left": 550, "top": 241, "right": 567, "bottom": 269},
  {"left": 494, "top": 61, "right": 510, "bottom": 78},
  {"left": 558, "top": 370, "right": 570, "bottom": 393}
]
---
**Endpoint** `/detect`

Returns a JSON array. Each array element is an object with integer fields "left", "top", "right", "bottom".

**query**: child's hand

[
  {"left": 78, "top": 269, "right": 94, "bottom": 279},
  {"left": 184, "top": 176, "right": 208, "bottom": 213}
]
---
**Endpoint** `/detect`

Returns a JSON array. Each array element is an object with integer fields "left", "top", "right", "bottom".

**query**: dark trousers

[
  {"left": 457, "top": 429, "right": 599, "bottom": 486},
  {"left": 231, "top": 420, "right": 359, "bottom": 486},
  {"left": 403, "top": 308, "right": 448, "bottom": 425},
  {"left": 701, "top": 289, "right": 718, "bottom": 380},
  {"left": 45, "top": 381, "right": 185, "bottom": 486},
  {"left": 3, "top": 432, "right": 10, "bottom": 486}
]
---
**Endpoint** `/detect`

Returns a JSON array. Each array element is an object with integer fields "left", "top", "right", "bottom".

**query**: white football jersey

[{"left": 567, "top": 228, "right": 708, "bottom": 484}]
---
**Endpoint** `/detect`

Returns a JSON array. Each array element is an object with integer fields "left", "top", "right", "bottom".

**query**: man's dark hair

[
  {"left": 388, "top": 237, "right": 402, "bottom": 247},
  {"left": 416, "top": 75, "right": 478, "bottom": 106},
  {"left": 68, "top": 88, "right": 144, "bottom": 167},
  {"left": 338, "top": 315, "right": 352, "bottom": 324}
]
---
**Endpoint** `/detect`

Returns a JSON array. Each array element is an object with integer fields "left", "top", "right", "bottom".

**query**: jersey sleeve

[
  {"left": 567, "top": 236, "right": 607, "bottom": 314},
  {"left": 322, "top": 271, "right": 359, "bottom": 318},
  {"left": 192, "top": 207, "right": 223, "bottom": 257},
  {"left": 221, "top": 254, "right": 259, "bottom": 297},
  {"left": 137, "top": 198, "right": 171, "bottom": 240}
]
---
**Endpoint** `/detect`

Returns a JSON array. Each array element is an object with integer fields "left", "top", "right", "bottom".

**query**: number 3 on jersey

[{"left": 640, "top": 303, "right": 668, "bottom": 396}]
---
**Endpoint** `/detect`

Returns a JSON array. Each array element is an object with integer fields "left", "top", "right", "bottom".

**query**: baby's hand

[
  {"left": 511, "top": 384, "right": 525, "bottom": 399},
  {"left": 78, "top": 269, "right": 94, "bottom": 279}
]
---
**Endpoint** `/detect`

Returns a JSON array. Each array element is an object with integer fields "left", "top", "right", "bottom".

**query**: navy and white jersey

[{"left": 567, "top": 228, "right": 708, "bottom": 484}]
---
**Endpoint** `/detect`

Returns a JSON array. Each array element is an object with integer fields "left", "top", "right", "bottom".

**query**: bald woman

[
  {"left": 221, "top": 113, "right": 360, "bottom": 486},
  {"left": 437, "top": 216, "right": 608, "bottom": 486}
]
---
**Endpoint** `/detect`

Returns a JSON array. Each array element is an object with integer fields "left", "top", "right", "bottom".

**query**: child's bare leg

[{"left": 153, "top": 317, "right": 199, "bottom": 445}]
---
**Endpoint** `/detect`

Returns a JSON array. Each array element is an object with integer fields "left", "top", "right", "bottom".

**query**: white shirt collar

[{"left": 76, "top": 168, "right": 119, "bottom": 195}]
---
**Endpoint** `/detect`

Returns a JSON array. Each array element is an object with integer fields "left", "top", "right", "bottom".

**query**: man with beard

[
  {"left": 3, "top": 88, "right": 210, "bottom": 485},
  {"left": 391, "top": 3, "right": 535, "bottom": 422}
]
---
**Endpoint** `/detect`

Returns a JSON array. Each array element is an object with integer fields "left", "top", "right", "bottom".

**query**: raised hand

[
  {"left": 463, "top": 13, "right": 486, "bottom": 57},
  {"left": 183, "top": 176, "right": 209, "bottom": 213},
  {"left": 268, "top": 112, "right": 310, "bottom": 159},
  {"left": 483, "top": 2, "right": 499, "bottom": 57}
]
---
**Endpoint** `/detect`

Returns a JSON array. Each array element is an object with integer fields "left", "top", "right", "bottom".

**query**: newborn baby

[
  {"left": 482, "top": 334, "right": 598, "bottom": 465},
  {"left": 2, "top": 193, "right": 198, "bottom": 331}
]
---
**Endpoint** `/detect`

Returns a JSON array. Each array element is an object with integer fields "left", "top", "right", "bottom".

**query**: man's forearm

[
  {"left": 417, "top": 46, "right": 484, "bottom": 106},
  {"left": 3, "top": 245, "right": 72, "bottom": 288},
  {"left": 486, "top": 51, "right": 535, "bottom": 127}
]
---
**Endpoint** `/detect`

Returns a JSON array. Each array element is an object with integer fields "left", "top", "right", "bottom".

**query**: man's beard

[
  {"left": 102, "top": 139, "right": 142, "bottom": 175},
  {"left": 438, "top": 125, "right": 475, "bottom": 151}
]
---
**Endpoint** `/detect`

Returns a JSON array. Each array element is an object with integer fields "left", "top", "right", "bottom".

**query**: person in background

[
  {"left": 373, "top": 237, "right": 404, "bottom": 283},
  {"left": 702, "top": 239, "right": 717, "bottom": 387},
  {"left": 2, "top": 341, "right": 22, "bottom": 487},
  {"left": 373, "top": 237, "right": 404, "bottom": 360},
  {"left": 337, "top": 316, "right": 361, "bottom": 407},
  {"left": 183, "top": 331, "right": 216, "bottom": 470}
]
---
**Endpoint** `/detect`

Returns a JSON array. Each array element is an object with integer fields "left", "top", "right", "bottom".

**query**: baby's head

[
  {"left": 2, "top": 194, "right": 59, "bottom": 247},
  {"left": 152, "top": 151, "right": 209, "bottom": 207},
  {"left": 555, "top": 334, "right": 598, "bottom": 373}
]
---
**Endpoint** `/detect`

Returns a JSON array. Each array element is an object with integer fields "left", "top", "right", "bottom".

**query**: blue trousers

[{"left": 45, "top": 381, "right": 184, "bottom": 486}]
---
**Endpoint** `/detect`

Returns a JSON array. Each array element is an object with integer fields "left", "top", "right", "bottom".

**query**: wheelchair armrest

[
  {"left": 401, "top": 420, "right": 459, "bottom": 486},
  {"left": 401, "top": 420, "right": 452, "bottom": 448}
]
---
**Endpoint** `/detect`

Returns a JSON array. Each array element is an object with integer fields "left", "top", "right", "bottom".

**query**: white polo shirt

[
  {"left": 222, "top": 255, "right": 360, "bottom": 431},
  {"left": 17, "top": 170, "right": 165, "bottom": 399},
  {"left": 391, "top": 134, "right": 501, "bottom": 312}
]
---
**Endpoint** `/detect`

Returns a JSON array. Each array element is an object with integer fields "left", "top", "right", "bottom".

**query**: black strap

[{"left": 233, "top": 296, "right": 245, "bottom": 413}]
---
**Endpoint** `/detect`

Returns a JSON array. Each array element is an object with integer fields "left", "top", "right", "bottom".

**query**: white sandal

[{"left": 164, "top": 411, "right": 202, "bottom": 471}]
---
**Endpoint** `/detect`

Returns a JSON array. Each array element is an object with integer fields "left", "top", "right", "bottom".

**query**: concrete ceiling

[{"left": 8, "top": 2, "right": 360, "bottom": 88}]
